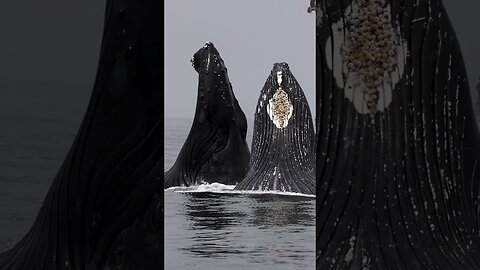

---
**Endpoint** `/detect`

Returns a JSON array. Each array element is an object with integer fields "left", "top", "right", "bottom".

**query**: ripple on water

[{"left": 165, "top": 182, "right": 316, "bottom": 270}]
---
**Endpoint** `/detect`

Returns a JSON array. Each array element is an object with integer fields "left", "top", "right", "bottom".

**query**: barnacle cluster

[
  {"left": 343, "top": 0, "right": 399, "bottom": 118},
  {"left": 268, "top": 89, "right": 293, "bottom": 129}
]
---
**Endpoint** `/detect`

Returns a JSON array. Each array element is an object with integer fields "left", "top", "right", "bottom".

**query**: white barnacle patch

[
  {"left": 325, "top": 0, "right": 407, "bottom": 118},
  {"left": 267, "top": 89, "right": 293, "bottom": 129}
]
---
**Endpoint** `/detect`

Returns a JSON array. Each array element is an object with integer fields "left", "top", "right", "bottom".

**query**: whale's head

[
  {"left": 190, "top": 42, "right": 239, "bottom": 124},
  {"left": 191, "top": 42, "right": 226, "bottom": 75}
]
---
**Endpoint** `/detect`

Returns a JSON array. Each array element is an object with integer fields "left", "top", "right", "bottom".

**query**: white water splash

[
  {"left": 165, "top": 183, "right": 235, "bottom": 192},
  {"left": 165, "top": 182, "right": 314, "bottom": 198}
]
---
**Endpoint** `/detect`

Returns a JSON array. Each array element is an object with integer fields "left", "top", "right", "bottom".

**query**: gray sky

[
  {"left": 164, "top": 0, "right": 316, "bottom": 119},
  {"left": 0, "top": 0, "right": 103, "bottom": 84}
]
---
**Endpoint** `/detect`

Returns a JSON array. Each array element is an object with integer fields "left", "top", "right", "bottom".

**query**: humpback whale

[
  {"left": 0, "top": 0, "right": 163, "bottom": 269},
  {"left": 235, "top": 63, "right": 316, "bottom": 195},
  {"left": 315, "top": 0, "right": 480, "bottom": 269},
  {"left": 164, "top": 42, "right": 250, "bottom": 188}
]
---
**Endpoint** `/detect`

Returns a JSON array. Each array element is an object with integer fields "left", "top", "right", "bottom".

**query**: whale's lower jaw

[
  {"left": 235, "top": 62, "right": 316, "bottom": 196},
  {"left": 235, "top": 165, "right": 315, "bottom": 195}
]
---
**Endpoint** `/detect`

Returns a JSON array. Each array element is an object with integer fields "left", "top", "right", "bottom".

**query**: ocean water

[
  {"left": 0, "top": 82, "right": 91, "bottom": 252},
  {"left": 164, "top": 118, "right": 316, "bottom": 270}
]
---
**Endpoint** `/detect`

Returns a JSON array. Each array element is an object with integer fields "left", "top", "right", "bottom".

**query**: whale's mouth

[{"left": 191, "top": 42, "right": 225, "bottom": 73}]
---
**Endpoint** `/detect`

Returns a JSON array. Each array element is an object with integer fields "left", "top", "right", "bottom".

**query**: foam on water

[
  {"left": 165, "top": 182, "right": 235, "bottom": 192},
  {"left": 165, "top": 182, "right": 315, "bottom": 198}
]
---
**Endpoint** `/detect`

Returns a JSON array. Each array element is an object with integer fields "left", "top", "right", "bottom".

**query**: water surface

[
  {"left": 164, "top": 118, "right": 316, "bottom": 270},
  {"left": 0, "top": 82, "right": 91, "bottom": 252}
]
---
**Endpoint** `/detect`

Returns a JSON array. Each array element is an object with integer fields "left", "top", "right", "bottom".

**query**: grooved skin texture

[
  {"left": 316, "top": 0, "right": 480, "bottom": 269},
  {"left": 164, "top": 43, "right": 250, "bottom": 188},
  {"left": 235, "top": 63, "right": 316, "bottom": 195},
  {"left": 0, "top": 0, "right": 163, "bottom": 269}
]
